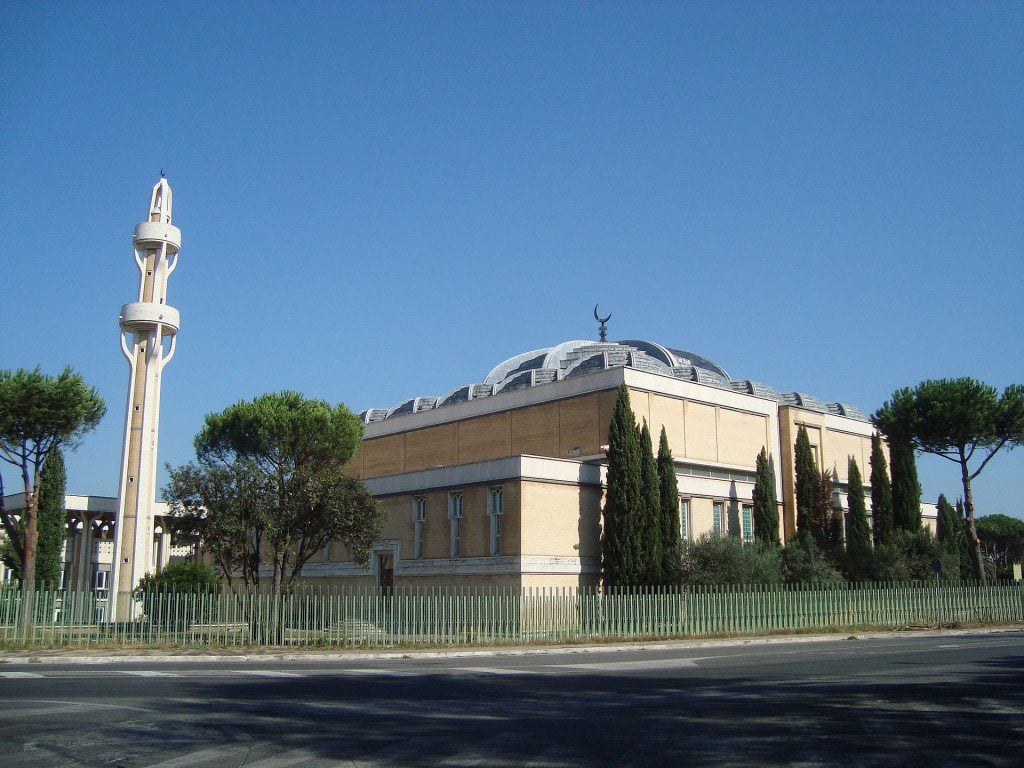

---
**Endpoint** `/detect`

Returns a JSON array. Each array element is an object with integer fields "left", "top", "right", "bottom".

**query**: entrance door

[{"left": 377, "top": 552, "right": 394, "bottom": 593}]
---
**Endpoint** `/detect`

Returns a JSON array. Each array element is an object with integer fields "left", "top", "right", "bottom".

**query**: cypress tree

[
  {"left": 936, "top": 494, "right": 960, "bottom": 549},
  {"left": 657, "top": 427, "right": 682, "bottom": 585},
  {"left": 794, "top": 426, "right": 817, "bottom": 536},
  {"left": 889, "top": 434, "right": 921, "bottom": 532},
  {"left": 1, "top": 450, "right": 69, "bottom": 585},
  {"left": 813, "top": 467, "right": 842, "bottom": 555},
  {"left": 870, "top": 433, "right": 893, "bottom": 547},
  {"left": 936, "top": 494, "right": 974, "bottom": 583},
  {"left": 752, "top": 447, "right": 779, "bottom": 545},
  {"left": 844, "top": 457, "right": 872, "bottom": 580},
  {"left": 35, "top": 448, "right": 67, "bottom": 588},
  {"left": 954, "top": 499, "right": 973, "bottom": 580},
  {"left": 602, "top": 384, "right": 643, "bottom": 587},
  {"left": 638, "top": 421, "right": 662, "bottom": 586}
]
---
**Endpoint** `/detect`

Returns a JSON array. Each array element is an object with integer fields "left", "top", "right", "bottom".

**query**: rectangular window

[
  {"left": 742, "top": 505, "right": 753, "bottom": 543},
  {"left": 712, "top": 501, "right": 723, "bottom": 535},
  {"left": 448, "top": 491, "right": 463, "bottom": 558},
  {"left": 488, "top": 487, "right": 504, "bottom": 515},
  {"left": 94, "top": 569, "right": 109, "bottom": 593},
  {"left": 488, "top": 486, "right": 504, "bottom": 556},
  {"left": 679, "top": 498, "right": 690, "bottom": 542},
  {"left": 447, "top": 491, "right": 463, "bottom": 519},
  {"left": 810, "top": 444, "right": 821, "bottom": 467},
  {"left": 490, "top": 514, "right": 501, "bottom": 556},
  {"left": 413, "top": 496, "right": 426, "bottom": 559},
  {"left": 450, "top": 518, "right": 460, "bottom": 558}
]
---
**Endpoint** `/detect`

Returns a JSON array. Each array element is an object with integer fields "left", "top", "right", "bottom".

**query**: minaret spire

[{"left": 109, "top": 178, "right": 182, "bottom": 619}]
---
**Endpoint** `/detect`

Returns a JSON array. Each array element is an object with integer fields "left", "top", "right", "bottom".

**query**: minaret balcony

[
  {"left": 119, "top": 302, "right": 180, "bottom": 336},
  {"left": 133, "top": 221, "right": 181, "bottom": 252}
]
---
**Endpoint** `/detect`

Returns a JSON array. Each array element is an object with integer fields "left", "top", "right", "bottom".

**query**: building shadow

[
  {"left": 92, "top": 645, "right": 1024, "bottom": 767},
  {"left": 727, "top": 480, "right": 740, "bottom": 537}
]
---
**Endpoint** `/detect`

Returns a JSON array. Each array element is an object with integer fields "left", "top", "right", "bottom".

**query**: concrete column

[
  {"left": 75, "top": 517, "right": 94, "bottom": 593},
  {"left": 154, "top": 527, "right": 166, "bottom": 573}
]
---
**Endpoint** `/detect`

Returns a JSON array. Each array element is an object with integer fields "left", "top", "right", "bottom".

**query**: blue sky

[{"left": 1, "top": 2, "right": 1021, "bottom": 517}]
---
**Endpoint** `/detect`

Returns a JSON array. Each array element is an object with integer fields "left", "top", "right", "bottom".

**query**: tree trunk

[
  {"left": 288, "top": 559, "right": 303, "bottom": 589},
  {"left": 19, "top": 478, "right": 39, "bottom": 632},
  {"left": 960, "top": 459, "right": 985, "bottom": 582},
  {"left": 270, "top": 559, "right": 287, "bottom": 645},
  {"left": 271, "top": 559, "right": 283, "bottom": 598}
]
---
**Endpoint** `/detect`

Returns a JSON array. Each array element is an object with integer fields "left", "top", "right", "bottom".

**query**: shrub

[
  {"left": 871, "top": 529, "right": 959, "bottom": 582},
  {"left": 780, "top": 532, "right": 843, "bottom": 584},
  {"left": 135, "top": 559, "right": 221, "bottom": 595},
  {"left": 134, "top": 559, "right": 221, "bottom": 625},
  {"left": 679, "top": 534, "right": 782, "bottom": 586}
]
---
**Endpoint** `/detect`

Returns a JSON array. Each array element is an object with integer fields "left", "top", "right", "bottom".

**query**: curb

[{"left": 1, "top": 625, "right": 1019, "bottom": 665}]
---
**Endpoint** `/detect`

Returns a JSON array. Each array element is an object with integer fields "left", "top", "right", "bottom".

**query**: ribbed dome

[{"left": 359, "top": 339, "right": 868, "bottom": 423}]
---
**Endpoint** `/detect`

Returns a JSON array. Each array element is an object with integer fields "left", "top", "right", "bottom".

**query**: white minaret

[{"left": 109, "top": 177, "right": 181, "bottom": 619}]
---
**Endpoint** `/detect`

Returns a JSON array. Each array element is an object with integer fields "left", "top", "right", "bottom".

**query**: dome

[{"left": 363, "top": 338, "right": 867, "bottom": 422}]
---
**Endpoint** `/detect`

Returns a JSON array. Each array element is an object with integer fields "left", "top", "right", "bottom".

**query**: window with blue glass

[{"left": 679, "top": 497, "right": 690, "bottom": 541}]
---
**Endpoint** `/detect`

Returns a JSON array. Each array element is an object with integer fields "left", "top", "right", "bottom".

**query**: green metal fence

[{"left": 1, "top": 581, "right": 1021, "bottom": 648}]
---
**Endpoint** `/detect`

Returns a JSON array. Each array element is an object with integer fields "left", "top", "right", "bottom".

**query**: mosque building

[
  {"left": 1, "top": 181, "right": 938, "bottom": 595},
  {"left": 300, "top": 336, "right": 938, "bottom": 590},
  {"left": 3, "top": 333, "right": 937, "bottom": 593}
]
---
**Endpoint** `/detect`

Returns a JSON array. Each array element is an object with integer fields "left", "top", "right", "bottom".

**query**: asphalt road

[{"left": 1, "top": 631, "right": 1022, "bottom": 767}]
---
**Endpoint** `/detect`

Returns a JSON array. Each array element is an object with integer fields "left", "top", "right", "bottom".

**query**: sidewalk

[{"left": 2, "top": 624, "right": 1019, "bottom": 665}]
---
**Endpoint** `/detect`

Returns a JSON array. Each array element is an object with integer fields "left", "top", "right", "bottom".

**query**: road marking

[
  {"left": 236, "top": 750, "right": 315, "bottom": 768},
  {"left": 236, "top": 670, "right": 304, "bottom": 677},
  {"left": 452, "top": 666, "right": 539, "bottom": 675},
  {"left": 332, "top": 668, "right": 420, "bottom": 677},
  {"left": 520, "top": 744, "right": 586, "bottom": 767},
  {"left": 120, "top": 670, "right": 178, "bottom": 677},
  {"left": 552, "top": 657, "right": 701, "bottom": 672},
  {"left": 0, "top": 671, "right": 44, "bottom": 678},
  {"left": 936, "top": 644, "right": 961, "bottom": 649},
  {"left": 0, "top": 698, "right": 152, "bottom": 714},
  {"left": 5, "top": 705, "right": 100, "bottom": 717},
  {"left": 141, "top": 744, "right": 253, "bottom": 767}
]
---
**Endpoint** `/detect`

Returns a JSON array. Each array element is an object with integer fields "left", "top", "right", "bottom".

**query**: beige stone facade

[{"left": 303, "top": 338, "right": 938, "bottom": 589}]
